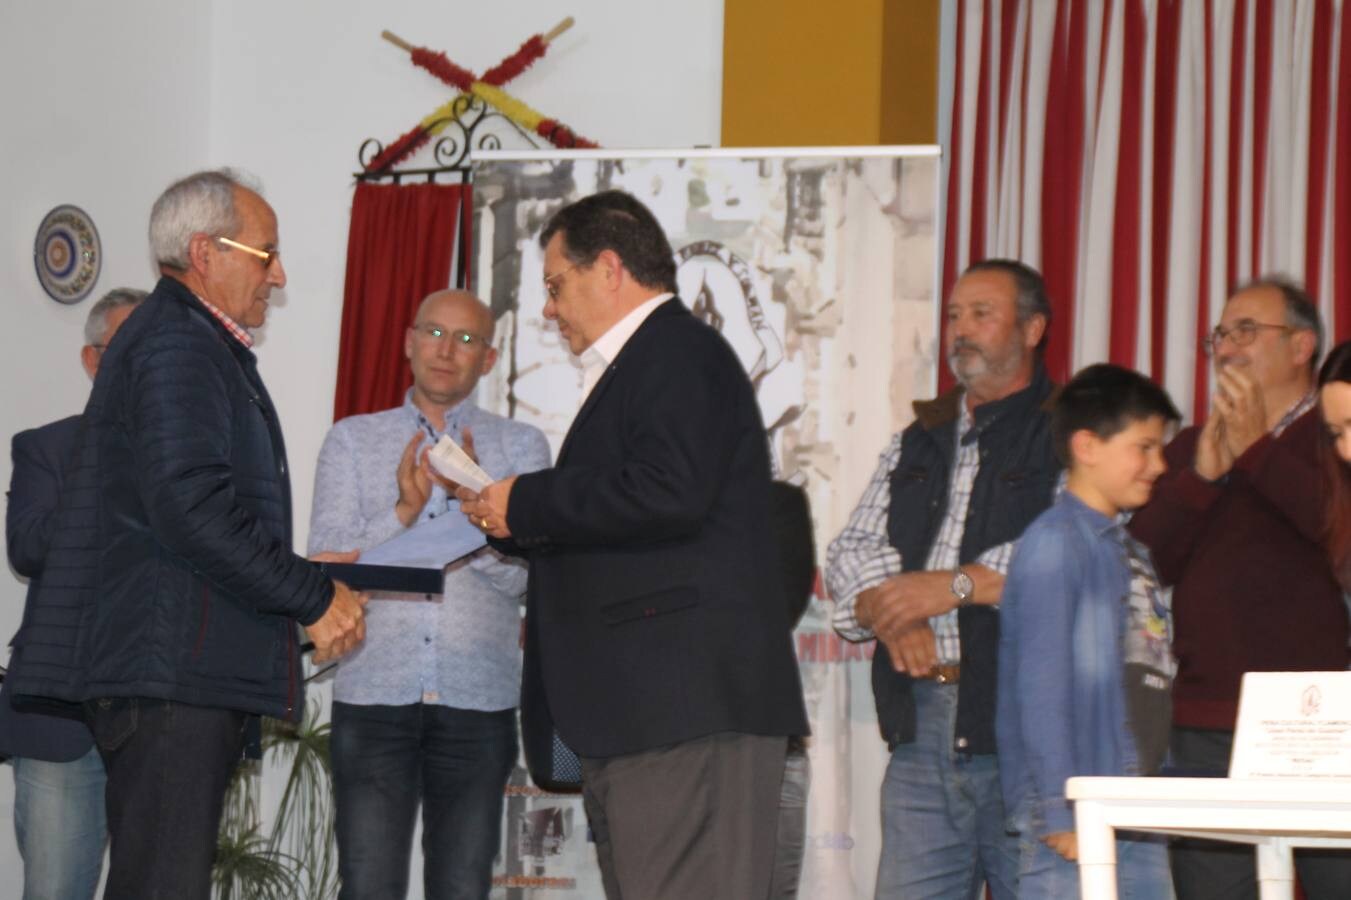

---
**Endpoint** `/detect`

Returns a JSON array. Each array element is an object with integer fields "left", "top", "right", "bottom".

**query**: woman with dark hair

[{"left": 1317, "top": 340, "right": 1351, "bottom": 587}]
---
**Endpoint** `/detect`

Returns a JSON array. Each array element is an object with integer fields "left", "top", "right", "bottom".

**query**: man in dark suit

[
  {"left": 2, "top": 287, "right": 144, "bottom": 900},
  {"left": 459, "top": 190, "right": 808, "bottom": 900}
]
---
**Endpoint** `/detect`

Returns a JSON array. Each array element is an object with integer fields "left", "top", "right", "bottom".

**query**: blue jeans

[
  {"left": 12, "top": 747, "right": 107, "bottom": 900},
  {"left": 331, "top": 702, "right": 517, "bottom": 900},
  {"left": 875, "top": 681, "right": 1019, "bottom": 900},
  {"left": 1019, "top": 830, "right": 1174, "bottom": 899}
]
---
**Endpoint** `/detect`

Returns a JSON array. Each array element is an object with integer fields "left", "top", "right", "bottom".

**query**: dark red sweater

[{"left": 1129, "top": 409, "right": 1349, "bottom": 730}]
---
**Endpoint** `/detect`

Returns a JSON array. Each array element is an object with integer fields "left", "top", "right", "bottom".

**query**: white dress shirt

[{"left": 578, "top": 293, "right": 674, "bottom": 404}]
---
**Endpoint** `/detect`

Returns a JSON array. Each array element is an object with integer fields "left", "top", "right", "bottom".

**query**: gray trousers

[
  {"left": 581, "top": 732, "right": 787, "bottom": 900},
  {"left": 768, "top": 738, "right": 810, "bottom": 898}
]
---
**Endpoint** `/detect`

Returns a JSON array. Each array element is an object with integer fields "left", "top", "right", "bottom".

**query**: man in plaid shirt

[{"left": 826, "top": 260, "right": 1061, "bottom": 899}]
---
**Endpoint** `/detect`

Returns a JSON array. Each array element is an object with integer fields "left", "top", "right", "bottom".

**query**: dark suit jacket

[
  {"left": 507, "top": 298, "right": 809, "bottom": 759},
  {"left": 1, "top": 415, "right": 93, "bottom": 761}
]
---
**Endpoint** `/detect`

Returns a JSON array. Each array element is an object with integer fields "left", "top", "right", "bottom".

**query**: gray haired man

[
  {"left": 10, "top": 169, "right": 366, "bottom": 900},
  {"left": 827, "top": 259, "right": 1059, "bottom": 899},
  {"left": 2, "top": 287, "right": 144, "bottom": 900}
]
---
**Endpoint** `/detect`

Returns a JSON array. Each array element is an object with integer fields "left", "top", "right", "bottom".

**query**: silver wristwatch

[{"left": 951, "top": 566, "right": 974, "bottom": 607}]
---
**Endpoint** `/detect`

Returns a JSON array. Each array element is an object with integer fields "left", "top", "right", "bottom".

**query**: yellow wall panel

[
  {"left": 722, "top": 0, "right": 884, "bottom": 146},
  {"left": 881, "top": 0, "right": 939, "bottom": 144},
  {"left": 721, "top": 0, "right": 938, "bottom": 147}
]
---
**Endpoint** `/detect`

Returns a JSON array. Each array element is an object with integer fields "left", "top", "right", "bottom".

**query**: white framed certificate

[{"left": 1230, "top": 671, "right": 1351, "bottom": 780}]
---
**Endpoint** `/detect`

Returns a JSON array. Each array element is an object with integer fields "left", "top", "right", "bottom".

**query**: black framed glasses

[
  {"left": 216, "top": 236, "right": 281, "bottom": 269},
  {"left": 1202, "top": 319, "right": 1292, "bottom": 356},
  {"left": 410, "top": 324, "right": 490, "bottom": 348}
]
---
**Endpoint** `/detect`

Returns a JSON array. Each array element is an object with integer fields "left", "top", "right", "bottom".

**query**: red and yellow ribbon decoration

[{"left": 368, "top": 19, "right": 596, "bottom": 173}]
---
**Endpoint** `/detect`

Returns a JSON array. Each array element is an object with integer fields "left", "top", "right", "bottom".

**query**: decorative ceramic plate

[{"left": 34, "top": 205, "right": 101, "bottom": 304}]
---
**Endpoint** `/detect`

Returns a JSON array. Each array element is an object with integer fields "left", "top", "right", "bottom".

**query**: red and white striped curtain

[{"left": 941, "top": 0, "right": 1351, "bottom": 419}]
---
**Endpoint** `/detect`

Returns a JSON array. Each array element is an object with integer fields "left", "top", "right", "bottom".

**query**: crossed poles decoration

[{"left": 367, "top": 17, "right": 597, "bottom": 174}]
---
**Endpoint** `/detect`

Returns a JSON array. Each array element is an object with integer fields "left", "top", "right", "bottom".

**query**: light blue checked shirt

[{"left": 308, "top": 390, "right": 551, "bottom": 711}]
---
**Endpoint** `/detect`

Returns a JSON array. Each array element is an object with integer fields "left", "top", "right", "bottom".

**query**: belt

[{"left": 917, "top": 663, "right": 960, "bottom": 685}]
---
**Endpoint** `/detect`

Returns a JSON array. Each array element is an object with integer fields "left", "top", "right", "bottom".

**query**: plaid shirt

[
  {"left": 827, "top": 399, "right": 1015, "bottom": 663},
  {"left": 193, "top": 294, "right": 254, "bottom": 348}
]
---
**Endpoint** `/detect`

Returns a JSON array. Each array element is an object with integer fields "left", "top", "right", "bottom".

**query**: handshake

[{"left": 306, "top": 550, "right": 370, "bottom": 663}]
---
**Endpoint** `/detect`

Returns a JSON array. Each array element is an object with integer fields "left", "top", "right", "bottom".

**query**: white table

[{"left": 1067, "top": 776, "right": 1351, "bottom": 900}]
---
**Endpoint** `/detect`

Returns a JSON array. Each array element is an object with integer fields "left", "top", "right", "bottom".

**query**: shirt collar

[
  {"left": 952, "top": 362, "right": 1052, "bottom": 444},
  {"left": 1273, "top": 389, "right": 1317, "bottom": 437},
  {"left": 956, "top": 395, "right": 975, "bottom": 442},
  {"left": 1060, "top": 489, "right": 1130, "bottom": 536},
  {"left": 402, "top": 388, "right": 476, "bottom": 439},
  {"left": 580, "top": 293, "right": 673, "bottom": 372},
  {"left": 190, "top": 292, "right": 254, "bottom": 349}
]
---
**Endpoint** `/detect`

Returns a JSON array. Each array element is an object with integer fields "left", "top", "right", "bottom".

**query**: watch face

[{"left": 953, "top": 569, "right": 974, "bottom": 598}]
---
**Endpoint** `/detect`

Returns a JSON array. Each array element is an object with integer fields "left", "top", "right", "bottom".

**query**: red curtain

[
  {"left": 332, "top": 181, "right": 472, "bottom": 421},
  {"left": 941, "top": 0, "right": 1350, "bottom": 421}
]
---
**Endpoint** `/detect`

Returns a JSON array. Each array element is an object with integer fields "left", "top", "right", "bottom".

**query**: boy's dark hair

[
  {"left": 539, "top": 190, "right": 678, "bottom": 293},
  {"left": 1051, "top": 363, "right": 1181, "bottom": 465}
]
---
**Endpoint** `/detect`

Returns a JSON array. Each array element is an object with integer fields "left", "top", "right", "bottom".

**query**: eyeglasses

[
  {"left": 410, "top": 324, "right": 490, "bottom": 349},
  {"left": 543, "top": 263, "right": 581, "bottom": 301},
  {"left": 1202, "top": 319, "right": 1292, "bottom": 356},
  {"left": 216, "top": 236, "right": 281, "bottom": 269}
]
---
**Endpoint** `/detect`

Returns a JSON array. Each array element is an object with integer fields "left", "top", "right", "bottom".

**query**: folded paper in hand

[{"left": 428, "top": 435, "right": 493, "bottom": 493}]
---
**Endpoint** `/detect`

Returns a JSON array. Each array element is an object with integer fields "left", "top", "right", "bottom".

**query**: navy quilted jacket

[{"left": 9, "top": 276, "right": 333, "bottom": 722}]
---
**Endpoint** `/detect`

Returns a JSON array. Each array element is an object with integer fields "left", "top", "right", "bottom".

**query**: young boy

[{"left": 997, "top": 363, "right": 1180, "bottom": 899}]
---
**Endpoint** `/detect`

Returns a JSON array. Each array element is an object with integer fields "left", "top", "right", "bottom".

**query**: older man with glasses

[
  {"left": 1130, "top": 278, "right": 1351, "bottom": 900},
  {"left": 309, "top": 289, "right": 550, "bottom": 900},
  {"left": 8, "top": 168, "right": 368, "bottom": 900}
]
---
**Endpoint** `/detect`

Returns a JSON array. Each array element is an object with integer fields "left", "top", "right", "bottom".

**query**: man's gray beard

[
  {"left": 948, "top": 347, "right": 1020, "bottom": 389},
  {"left": 947, "top": 354, "right": 980, "bottom": 387}
]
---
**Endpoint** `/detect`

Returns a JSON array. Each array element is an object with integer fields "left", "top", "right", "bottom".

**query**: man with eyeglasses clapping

[
  {"left": 1130, "top": 278, "right": 1351, "bottom": 900},
  {"left": 309, "top": 289, "right": 550, "bottom": 900}
]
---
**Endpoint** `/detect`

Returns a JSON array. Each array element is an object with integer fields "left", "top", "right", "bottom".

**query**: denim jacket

[{"left": 996, "top": 492, "right": 1164, "bottom": 836}]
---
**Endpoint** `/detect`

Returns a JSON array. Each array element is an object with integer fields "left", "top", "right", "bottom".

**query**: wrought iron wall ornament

[
  {"left": 355, "top": 94, "right": 542, "bottom": 184},
  {"left": 351, "top": 20, "right": 597, "bottom": 289},
  {"left": 356, "top": 18, "right": 593, "bottom": 181}
]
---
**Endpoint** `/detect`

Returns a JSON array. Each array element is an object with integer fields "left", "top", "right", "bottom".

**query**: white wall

[
  {"left": 0, "top": 0, "right": 215, "bottom": 884},
  {"left": 0, "top": 0, "right": 724, "bottom": 891},
  {"left": 0, "top": 1, "right": 212, "bottom": 438}
]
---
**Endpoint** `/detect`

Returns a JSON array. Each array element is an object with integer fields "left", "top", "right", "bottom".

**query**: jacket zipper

[
  {"left": 193, "top": 583, "right": 210, "bottom": 657},
  {"left": 284, "top": 622, "right": 296, "bottom": 718}
]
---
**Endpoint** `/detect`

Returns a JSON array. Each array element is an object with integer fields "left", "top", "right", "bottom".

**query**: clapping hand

[
  {"left": 1194, "top": 408, "right": 1233, "bottom": 481},
  {"left": 394, "top": 431, "right": 433, "bottom": 527},
  {"left": 1213, "top": 367, "right": 1267, "bottom": 459}
]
